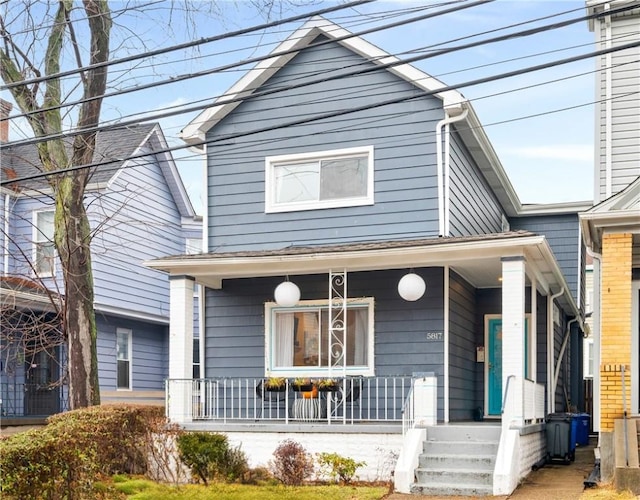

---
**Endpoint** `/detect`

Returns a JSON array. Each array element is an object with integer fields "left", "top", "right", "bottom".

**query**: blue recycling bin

[{"left": 574, "top": 413, "right": 590, "bottom": 446}]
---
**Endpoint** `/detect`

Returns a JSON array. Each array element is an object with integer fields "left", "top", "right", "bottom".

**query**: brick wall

[{"left": 599, "top": 233, "right": 633, "bottom": 431}]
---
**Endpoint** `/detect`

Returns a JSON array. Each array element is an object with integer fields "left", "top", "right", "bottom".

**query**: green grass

[{"left": 111, "top": 477, "right": 388, "bottom": 500}]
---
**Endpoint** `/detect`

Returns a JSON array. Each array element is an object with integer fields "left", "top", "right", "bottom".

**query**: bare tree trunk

[
  {"left": 1, "top": 0, "right": 111, "bottom": 409},
  {"left": 55, "top": 177, "right": 100, "bottom": 407}
]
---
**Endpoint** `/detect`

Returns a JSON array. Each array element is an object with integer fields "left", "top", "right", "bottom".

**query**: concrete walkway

[{"left": 386, "top": 438, "right": 596, "bottom": 500}]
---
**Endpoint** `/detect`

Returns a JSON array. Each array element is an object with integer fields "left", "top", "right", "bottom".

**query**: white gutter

[
  {"left": 547, "top": 287, "right": 565, "bottom": 412},
  {"left": 435, "top": 106, "right": 467, "bottom": 236},
  {"left": 604, "top": 3, "right": 612, "bottom": 200},
  {"left": 444, "top": 109, "right": 469, "bottom": 235},
  {"left": 553, "top": 316, "right": 579, "bottom": 408}
]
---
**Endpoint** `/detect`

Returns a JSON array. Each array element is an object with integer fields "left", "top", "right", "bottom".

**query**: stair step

[
  {"left": 411, "top": 482, "right": 493, "bottom": 496},
  {"left": 415, "top": 467, "right": 493, "bottom": 486},
  {"left": 419, "top": 452, "right": 495, "bottom": 469},
  {"left": 424, "top": 440, "right": 499, "bottom": 455},
  {"left": 425, "top": 424, "right": 501, "bottom": 442}
]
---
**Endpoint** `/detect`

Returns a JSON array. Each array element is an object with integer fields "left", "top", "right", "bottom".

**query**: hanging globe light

[
  {"left": 398, "top": 273, "right": 426, "bottom": 301},
  {"left": 274, "top": 280, "right": 300, "bottom": 307}
]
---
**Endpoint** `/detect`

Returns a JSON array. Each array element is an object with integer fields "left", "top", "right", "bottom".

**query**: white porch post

[
  {"left": 168, "top": 275, "right": 195, "bottom": 422},
  {"left": 501, "top": 256, "right": 526, "bottom": 428}
]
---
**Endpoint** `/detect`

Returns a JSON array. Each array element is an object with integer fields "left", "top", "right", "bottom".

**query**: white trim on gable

[{"left": 179, "top": 16, "right": 464, "bottom": 149}]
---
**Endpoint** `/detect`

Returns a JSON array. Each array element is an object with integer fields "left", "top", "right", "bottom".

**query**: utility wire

[
  {"left": 4, "top": 0, "right": 491, "bottom": 123},
  {"left": 6, "top": 0, "right": 634, "bottom": 148},
  {"left": 0, "top": 0, "right": 375, "bottom": 90},
  {"left": 3, "top": 36, "right": 637, "bottom": 188}
]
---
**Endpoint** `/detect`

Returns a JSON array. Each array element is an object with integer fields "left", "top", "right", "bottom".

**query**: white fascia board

[
  {"left": 518, "top": 201, "right": 594, "bottom": 216},
  {"left": 95, "top": 303, "right": 170, "bottom": 325},
  {"left": 146, "top": 235, "right": 547, "bottom": 279},
  {"left": 1, "top": 289, "right": 61, "bottom": 312},
  {"left": 460, "top": 107, "right": 522, "bottom": 216},
  {"left": 151, "top": 124, "right": 197, "bottom": 218},
  {"left": 179, "top": 16, "right": 465, "bottom": 149}
]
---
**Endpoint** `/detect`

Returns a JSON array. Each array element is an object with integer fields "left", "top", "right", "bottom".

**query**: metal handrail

[
  {"left": 501, "top": 374, "right": 515, "bottom": 414},
  {"left": 401, "top": 380, "right": 415, "bottom": 435}
]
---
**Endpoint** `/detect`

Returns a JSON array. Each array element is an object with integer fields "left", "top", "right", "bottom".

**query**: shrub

[
  {"left": 177, "top": 432, "right": 248, "bottom": 485},
  {"left": 0, "top": 404, "right": 169, "bottom": 499},
  {"left": 317, "top": 452, "right": 365, "bottom": 484},
  {"left": 270, "top": 439, "right": 314, "bottom": 486}
]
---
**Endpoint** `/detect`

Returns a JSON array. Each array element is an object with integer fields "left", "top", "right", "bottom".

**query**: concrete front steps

[{"left": 410, "top": 424, "right": 501, "bottom": 496}]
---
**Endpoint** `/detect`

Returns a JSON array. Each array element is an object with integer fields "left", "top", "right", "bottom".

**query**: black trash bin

[{"left": 545, "top": 412, "right": 576, "bottom": 464}]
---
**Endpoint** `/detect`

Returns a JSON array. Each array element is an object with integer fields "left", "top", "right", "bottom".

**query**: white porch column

[
  {"left": 501, "top": 256, "right": 526, "bottom": 429},
  {"left": 168, "top": 275, "right": 195, "bottom": 422}
]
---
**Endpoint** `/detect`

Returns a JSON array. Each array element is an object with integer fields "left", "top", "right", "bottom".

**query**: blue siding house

[
  {"left": 0, "top": 120, "right": 200, "bottom": 417},
  {"left": 148, "top": 17, "right": 588, "bottom": 495}
]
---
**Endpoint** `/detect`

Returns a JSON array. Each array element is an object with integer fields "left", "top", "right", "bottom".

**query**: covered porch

[{"left": 148, "top": 232, "right": 581, "bottom": 491}]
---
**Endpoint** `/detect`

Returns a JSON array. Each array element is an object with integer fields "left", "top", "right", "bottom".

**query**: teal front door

[{"left": 487, "top": 318, "right": 502, "bottom": 416}]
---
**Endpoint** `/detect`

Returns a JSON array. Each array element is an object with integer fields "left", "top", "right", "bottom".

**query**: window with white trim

[
  {"left": 265, "top": 298, "right": 374, "bottom": 377},
  {"left": 34, "top": 210, "right": 55, "bottom": 276},
  {"left": 265, "top": 146, "right": 374, "bottom": 213},
  {"left": 116, "top": 328, "right": 132, "bottom": 390}
]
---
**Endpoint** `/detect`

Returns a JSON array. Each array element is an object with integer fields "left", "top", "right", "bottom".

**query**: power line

[
  {"left": 0, "top": 0, "right": 374, "bottom": 90},
  {"left": 3, "top": 36, "right": 637, "bottom": 188},
  {"left": 6, "top": 0, "right": 634, "bottom": 148},
  {"left": 4, "top": 0, "right": 490, "bottom": 124}
]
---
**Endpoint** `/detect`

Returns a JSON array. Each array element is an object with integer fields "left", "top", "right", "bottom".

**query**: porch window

[
  {"left": 33, "top": 210, "right": 55, "bottom": 276},
  {"left": 265, "top": 299, "right": 374, "bottom": 377},
  {"left": 265, "top": 146, "right": 374, "bottom": 213},
  {"left": 116, "top": 328, "right": 132, "bottom": 390}
]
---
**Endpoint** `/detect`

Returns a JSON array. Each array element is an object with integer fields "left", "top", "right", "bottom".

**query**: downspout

[
  {"left": 444, "top": 109, "right": 468, "bottom": 236},
  {"left": 435, "top": 106, "right": 468, "bottom": 236},
  {"left": 553, "top": 316, "right": 579, "bottom": 411},
  {"left": 587, "top": 247, "right": 602, "bottom": 435},
  {"left": 547, "top": 287, "right": 565, "bottom": 412}
]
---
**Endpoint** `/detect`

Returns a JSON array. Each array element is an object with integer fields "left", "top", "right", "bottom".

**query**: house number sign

[{"left": 426, "top": 332, "right": 443, "bottom": 341}]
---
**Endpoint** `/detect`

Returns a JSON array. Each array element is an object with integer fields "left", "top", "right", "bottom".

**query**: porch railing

[
  {"left": 0, "top": 382, "right": 68, "bottom": 417},
  {"left": 523, "top": 379, "right": 545, "bottom": 422},
  {"left": 166, "top": 376, "right": 412, "bottom": 425}
]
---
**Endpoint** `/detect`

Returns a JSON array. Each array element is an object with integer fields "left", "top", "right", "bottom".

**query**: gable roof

[
  {"left": 179, "top": 16, "right": 558, "bottom": 217},
  {"left": 580, "top": 175, "right": 640, "bottom": 249},
  {"left": 1, "top": 123, "right": 195, "bottom": 218}
]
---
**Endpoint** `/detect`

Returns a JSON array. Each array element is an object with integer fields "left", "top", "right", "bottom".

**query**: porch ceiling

[{"left": 147, "top": 231, "right": 573, "bottom": 310}]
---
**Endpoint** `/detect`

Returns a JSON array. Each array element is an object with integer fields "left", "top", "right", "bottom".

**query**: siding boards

[
  {"left": 204, "top": 269, "right": 446, "bottom": 419},
  {"left": 96, "top": 315, "right": 168, "bottom": 391},
  {"left": 89, "top": 149, "right": 185, "bottom": 318},
  {"left": 448, "top": 270, "right": 481, "bottom": 420},
  {"left": 206, "top": 35, "right": 445, "bottom": 251},
  {"left": 449, "top": 130, "right": 504, "bottom": 237},
  {"left": 594, "top": 13, "right": 640, "bottom": 201},
  {"left": 510, "top": 214, "right": 581, "bottom": 303}
]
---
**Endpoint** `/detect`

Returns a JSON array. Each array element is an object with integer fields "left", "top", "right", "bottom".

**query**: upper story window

[
  {"left": 265, "top": 146, "right": 374, "bottom": 213},
  {"left": 33, "top": 210, "right": 55, "bottom": 276},
  {"left": 265, "top": 298, "right": 374, "bottom": 377}
]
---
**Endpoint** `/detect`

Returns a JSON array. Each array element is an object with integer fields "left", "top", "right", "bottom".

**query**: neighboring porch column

[
  {"left": 168, "top": 275, "right": 195, "bottom": 422},
  {"left": 501, "top": 256, "right": 526, "bottom": 428}
]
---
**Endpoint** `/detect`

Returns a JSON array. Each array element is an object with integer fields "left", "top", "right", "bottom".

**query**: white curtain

[
  {"left": 275, "top": 313, "right": 295, "bottom": 367},
  {"left": 353, "top": 309, "right": 367, "bottom": 365}
]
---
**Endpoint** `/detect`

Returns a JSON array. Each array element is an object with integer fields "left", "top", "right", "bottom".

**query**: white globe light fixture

[
  {"left": 274, "top": 280, "right": 300, "bottom": 307},
  {"left": 398, "top": 273, "right": 426, "bottom": 301}
]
